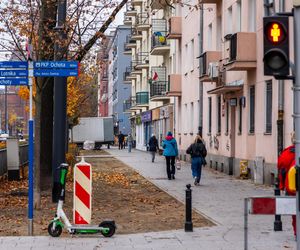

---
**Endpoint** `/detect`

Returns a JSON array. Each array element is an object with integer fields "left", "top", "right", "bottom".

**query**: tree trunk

[{"left": 35, "top": 0, "right": 57, "bottom": 208}]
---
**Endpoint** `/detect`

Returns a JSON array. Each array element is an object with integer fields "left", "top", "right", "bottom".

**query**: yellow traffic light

[{"left": 270, "top": 23, "right": 281, "bottom": 42}]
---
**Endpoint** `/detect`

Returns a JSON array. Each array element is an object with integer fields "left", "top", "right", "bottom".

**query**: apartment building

[
  {"left": 98, "top": 37, "right": 111, "bottom": 117},
  {"left": 107, "top": 26, "right": 132, "bottom": 135},
  {"left": 123, "top": 0, "right": 178, "bottom": 150}
]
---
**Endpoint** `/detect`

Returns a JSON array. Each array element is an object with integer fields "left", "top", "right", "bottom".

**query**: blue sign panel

[
  {"left": 34, "top": 61, "right": 78, "bottom": 69},
  {"left": 0, "top": 78, "right": 28, "bottom": 85},
  {"left": 0, "top": 61, "right": 28, "bottom": 69},
  {"left": 0, "top": 70, "right": 28, "bottom": 77},
  {"left": 34, "top": 69, "right": 78, "bottom": 77}
]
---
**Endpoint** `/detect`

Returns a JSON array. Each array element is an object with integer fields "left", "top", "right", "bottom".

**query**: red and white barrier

[
  {"left": 244, "top": 196, "right": 296, "bottom": 250},
  {"left": 249, "top": 196, "right": 296, "bottom": 215},
  {"left": 73, "top": 157, "right": 92, "bottom": 224}
]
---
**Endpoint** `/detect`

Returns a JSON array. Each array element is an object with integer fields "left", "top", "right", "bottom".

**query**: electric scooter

[{"left": 48, "top": 163, "right": 116, "bottom": 237}]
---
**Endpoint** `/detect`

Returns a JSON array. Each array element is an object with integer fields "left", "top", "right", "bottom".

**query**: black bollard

[{"left": 185, "top": 184, "right": 193, "bottom": 232}]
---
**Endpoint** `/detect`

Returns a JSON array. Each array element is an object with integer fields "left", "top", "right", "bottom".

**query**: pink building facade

[{"left": 175, "top": 0, "right": 294, "bottom": 184}]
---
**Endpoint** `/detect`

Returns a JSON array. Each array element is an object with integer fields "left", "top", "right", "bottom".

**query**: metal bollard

[{"left": 185, "top": 184, "right": 193, "bottom": 232}]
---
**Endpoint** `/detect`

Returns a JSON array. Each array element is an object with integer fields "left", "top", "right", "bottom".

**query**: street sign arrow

[
  {"left": 0, "top": 78, "right": 28, "bottom": 85},
  {"left": 0, "top": 70, "right": 28, "bottom": 77},
  {"left": 34, "top": 61, "right": 78, "bottom": 69},
  {"left": 0, "top": 61, "right": 28, "bottom": 69},
  {"left": 34, "top": 69, "right": 78, "bottom": 77}
]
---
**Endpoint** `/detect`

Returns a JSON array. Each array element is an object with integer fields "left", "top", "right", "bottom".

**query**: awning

[{"left": 207, "top": 84, "right": 243, "bottom": 95}]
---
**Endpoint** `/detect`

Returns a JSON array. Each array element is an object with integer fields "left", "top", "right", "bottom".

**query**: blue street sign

[
  {"left": 34, "top": 69, "right": 78, "bottom": 77},
  {"left": 0, "top": 61, "right": 28, "bottom": 69},
  {"left": 0, "top": 70, "right": 28, "bottom": 77},
  {"left": 34, "top": 61, "right": 78, "bottom": 69},
  {"left": 0, "top": 78, "right": 28, "bottom": 85}
]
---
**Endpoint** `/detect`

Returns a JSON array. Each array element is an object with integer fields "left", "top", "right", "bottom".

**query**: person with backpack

[
  {"left": 186, "top": 135, "right": 207, "bottom": 186},
  {"left": 148, "top": 134, "right": 159, "bottom": 162},
  {"left": 162, "top": 131, "right": 178, "bottom": 180}
]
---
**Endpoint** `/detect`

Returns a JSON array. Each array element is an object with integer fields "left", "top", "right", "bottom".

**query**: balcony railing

[
  {"left": 136, "top": 91, "right": 149, "bottom": 105},
  {"left": 123, "top": 99, "right": 132, "bottom": 112},
  {"left": 126, "top": 34, "right": 135, "bottom": 45},
  {"left": 135, "top": 52, "right": 149, "bottom": 67},
  {"left": 151, "top": 19, "right": 168, "bottom": 48},
  {"left": 131, "top": 27, "right": 143, "bottom": 38},
  {"left": 136, "top": 13, "right": 150, "bottom": 30},
  {"left": 123, "top": 67, "right": 131, "bottom": 81},
  {"left": 150, "top": 81, "right": 167, "bottom": 97}
]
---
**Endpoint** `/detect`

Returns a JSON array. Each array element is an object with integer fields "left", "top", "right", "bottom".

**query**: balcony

[
  {"left": 149, "top": 66, "right": 169, "bottom": 101},
  {"left": 199, "top": 0, "right": 222, "bottom": 3},
  {"left": 125, "top": 2, "right": 137, "bottom": 16},
  {"left": 123, "top": 99, "right": 132, "bottom": 112},
  {"left": 224, "top": 32, "right": 256, "bottom": 71},
  {"left": 150, "top": 19, "right": 170, "bottom": 55},
  {"left": 131, "top": 28, "right": 143, "bottom": 40},
  {"left": 125, "top": 66, "right": 136, "bottom": 80},
  {"left": 124, "top": 15, "right": 132, "bottom": 26},
  {"left": 135, "top": 52, "right": 149, "bottom": 69},
  {"left": 199, "top": 51, "right": 222, "bottom": 82},
  {"left": 131, "top": 61, "right": 142, "bottom": 75},
  {"left": 136, "top": 13, "right": 150, "bottom": 31},
  {"left": 132, "top": 0, "right": 143, "bottom": 5},
  {"left": 125, "top": 34, "right": 136, "bottom": 49},
  {"left": 123, "top": 43, "right": 132, "bottom": 55},
  {"left": 167, "top": 17, "right": 182, "bottom": 39},
  {"left": 151, "top": 0, "right": 171, "bottom": 10},
  {"left": 167, "top": 74, "right": 181, "bottom": 96},
  {"left": 136, "top": 91, "right": 149, "bottom": 106}
]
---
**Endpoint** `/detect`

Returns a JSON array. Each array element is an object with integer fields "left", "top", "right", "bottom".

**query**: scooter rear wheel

[
  {"left": 99, "top": 221, "right": 116, "bottom": 237},
  {"left": 48, "top": 222, "right": 62, "bottom": 237}
]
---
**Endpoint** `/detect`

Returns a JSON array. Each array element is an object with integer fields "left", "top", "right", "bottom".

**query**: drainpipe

[
  {"left": 274, "top": 0, "right": 284, "bottom": 232},
  {"left": 198, "top": 4, "right": 204, "bottom": 137}
]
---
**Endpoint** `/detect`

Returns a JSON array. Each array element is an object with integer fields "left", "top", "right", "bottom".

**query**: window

[
  {"left": 248, "top": 0, "right": 256, "bottom": 32},
  {"left": 208, "top": 97, "right": 212, "bottom": 134},
  {"left": 265, "top": 80, "right": 272, "bottom": 133},
  {"left": 238, "top": 97, "right": 243, "bottom": 134},
  {"left": 236, "top": 0, "right": 241, "bottom": 32},
  {"left": 227, "top": 6, "right": 233, "bottom": 35},
  {"left": 217, "top": 96, "right": 221, "bottom": 133},
  {"left": 207, "top": 23, "right": 212, "bottom": 50},
  {"left": 191, "top": 39, "right": 194, "bottom": 71},
  {"left": 216, "top": 16, "right": 222, "bottom": 50},
  {"left": 184, "top": 44, "right": 188, "bottom": 73},
  {"left": 184, "top": 103, "right": 188, "bottom": 133},
  {"left": 249, "top": 86, "right": 255, "bottom": 133},
  {"left": 226, "top": 101, "right": 229, "bottom": 134}
]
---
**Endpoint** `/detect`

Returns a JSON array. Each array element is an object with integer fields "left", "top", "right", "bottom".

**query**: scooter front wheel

[
  {"left": 48, "top": 222, "right": 62, "bottom": 237},
  {"left": 99, "top": 221, "right": 116, "bottom": 237}
]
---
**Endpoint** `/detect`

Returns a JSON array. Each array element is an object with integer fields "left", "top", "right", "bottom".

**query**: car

[{"left": 0, "top": 133, "right": 9, "bottom": 141}]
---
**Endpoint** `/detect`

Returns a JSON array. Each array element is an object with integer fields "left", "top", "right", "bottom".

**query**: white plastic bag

[
  {"left": 176, "top": 159, "right": 181, "bottom": 170},
  {"left": 83, "top": 140, "right": 95, "bottom": 150}
]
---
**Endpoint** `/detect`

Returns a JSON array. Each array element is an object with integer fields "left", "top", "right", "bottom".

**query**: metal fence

[
  {"left": 0, "top": 144, "right": 28, "bottom": 176},
  {"left": 0, "top": 149, "right": 7, "bottom": 176}
]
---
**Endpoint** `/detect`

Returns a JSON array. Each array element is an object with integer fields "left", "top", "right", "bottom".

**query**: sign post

[{"left": 28, "top": 61, "right": 34, "bottom": 236}]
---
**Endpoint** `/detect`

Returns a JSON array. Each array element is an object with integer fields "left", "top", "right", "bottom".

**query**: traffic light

[{"left": 263, "top": 16, "right": 289, "bottom": 76}]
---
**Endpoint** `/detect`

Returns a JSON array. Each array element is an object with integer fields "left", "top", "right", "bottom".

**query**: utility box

[
  {"left": 254, "top": 157, "right": 265, "bottom": 184},
  {"left": 7, "top": 138, "right": 20, "bottom": 180}
]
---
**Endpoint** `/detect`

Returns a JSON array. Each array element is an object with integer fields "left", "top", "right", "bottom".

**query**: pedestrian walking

[
  {"left": 118, "top": 131, "right": 125, "bottom": 150},
  {"left": 162, "top": 131, "right": 178, "bottom": 180},
  {"left": 278, "top": 132, "right": 296, "bottom": 238},
  {"left": 186, "top": 135, "right": 207, "bottom": 186},
  {"left": 127, "top": 133, "right": 133, "bottom": 153},
  {"left": 148, "top": 134, "right": 159, "bottom": 162}
]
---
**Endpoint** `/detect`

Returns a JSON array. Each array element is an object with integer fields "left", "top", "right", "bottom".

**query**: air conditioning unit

[{"left": 208, "top": 62, "right": 219, "bottom": 78}]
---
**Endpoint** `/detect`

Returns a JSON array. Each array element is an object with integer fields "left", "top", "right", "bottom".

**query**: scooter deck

[{"left": 68, "top": 225, "right": 102, "bottom": 230}]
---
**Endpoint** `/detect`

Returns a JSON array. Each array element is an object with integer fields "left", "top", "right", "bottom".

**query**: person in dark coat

[
  {"left": 186, "top": 135, "right": 207, "bottom": 186},
  {"left": 148, "top": 134, "right": 159, "bottom": 162},
  {"left": 162, "top": 131, "right": 178, "bottom": 180},
  {"left": 118, "top": 131, "right": 125, "bottom": 150}
]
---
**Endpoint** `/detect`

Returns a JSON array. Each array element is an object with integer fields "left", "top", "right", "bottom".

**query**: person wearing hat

[{"left": 162, "top": 131, "right": 178, "bottom": 180}]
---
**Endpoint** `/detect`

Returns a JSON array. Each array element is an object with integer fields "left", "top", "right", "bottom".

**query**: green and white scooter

[{"left": 48, "top": 163, "right": 116, "bottom": 237}]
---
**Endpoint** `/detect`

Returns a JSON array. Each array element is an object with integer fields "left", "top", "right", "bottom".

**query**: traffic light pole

[{"left": 294, "top": 3, "right": 300, "bottom": 248}]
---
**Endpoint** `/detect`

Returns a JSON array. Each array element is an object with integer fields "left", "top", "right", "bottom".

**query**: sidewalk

[{"left": 0, "top": 147, "right": 296, "bottom": 250}]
